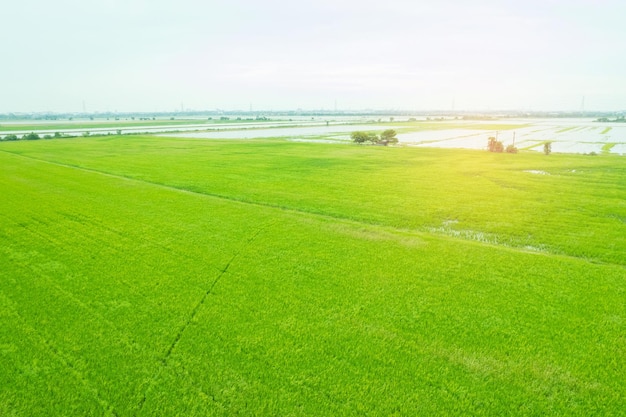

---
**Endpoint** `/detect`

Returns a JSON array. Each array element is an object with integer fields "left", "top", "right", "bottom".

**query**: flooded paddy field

[
  {"left": 4, "top": 116, "right": 625, "bottom": 155},
  {"left": 166, "top": 124, "right": 401, "bottom": 140},
  {"left": 504, "top": 121, "right": 626, "bottom": 154},
  {"left": 164, "top": 118, "right": 626, "bottom": 155},
  {"left": 0, "top": 118, "right": 370, "bottom": 137}
]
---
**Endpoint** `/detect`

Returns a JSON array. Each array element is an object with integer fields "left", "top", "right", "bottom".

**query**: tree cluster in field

[
  {"left": 487, "top": 136, "right": 518, "bottom": 153},
  {"left": 595, "top": 115, "right": 625, "bottom": 123},
  {"left": 487, "top": 136, "right": 552, "bottom": 155},
  {"left": 351, "top": 129, "right": 398, "bottom": 146}
]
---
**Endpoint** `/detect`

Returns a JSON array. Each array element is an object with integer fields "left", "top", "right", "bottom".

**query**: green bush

[
  {"left": 22, "top": 132, "right": 40, "bottom": 140},
  {"left": 380, "top": 129, "right": 398, "bottom": 145},
  {"left": 351, "top": 131, "right": 378, "bottom": 144}
]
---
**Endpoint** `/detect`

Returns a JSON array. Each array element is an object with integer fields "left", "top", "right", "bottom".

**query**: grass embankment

[
  {"left": 0, "top": 118, "right": 269, "bottom": 133},
  {"left": 1, "top": 136, "right": 624, "bottom": 416}
]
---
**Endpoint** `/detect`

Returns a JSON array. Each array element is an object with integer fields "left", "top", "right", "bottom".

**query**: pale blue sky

[{"left": 2, "top": 0, "right": 625, "bottom": 112}]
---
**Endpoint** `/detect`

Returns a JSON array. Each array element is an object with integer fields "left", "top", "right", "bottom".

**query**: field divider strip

[
  {"left": 137, "top": 220, "right": 275, "bottom": 411},
  {"left": 2, "top": 149, "right": 621, "bottom": 268}
]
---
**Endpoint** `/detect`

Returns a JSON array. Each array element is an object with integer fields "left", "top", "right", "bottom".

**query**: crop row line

[{"left": 137, "top": 220, "right": 275, "bottom": 411}]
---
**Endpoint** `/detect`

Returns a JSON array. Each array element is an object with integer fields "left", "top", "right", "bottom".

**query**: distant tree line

[
  {"left": 0, "top": 131, "right": 120, "bottom": 141},
  {"left": 0, "top": 132, "right": 64, "bottom": 141},
  {"left": 595, "top": 116, "right": 625, "bottom": 123}
]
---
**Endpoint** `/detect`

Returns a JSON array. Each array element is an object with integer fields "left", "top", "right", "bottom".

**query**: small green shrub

[
  {"left": 2, "top": 134, "right": 18, "bottom": 141},
  {"left": 543, "top": 142, "right": 552, "bottom": 155}
]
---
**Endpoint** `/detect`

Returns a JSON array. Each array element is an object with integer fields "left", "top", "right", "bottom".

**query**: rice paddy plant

[{"left": 1, "top": 136, "right": 624, "bottom": 415}]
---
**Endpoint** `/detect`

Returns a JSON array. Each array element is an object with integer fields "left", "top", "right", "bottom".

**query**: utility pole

[{"left": 581, "top": 96, "right": 585, "bottom": 117}]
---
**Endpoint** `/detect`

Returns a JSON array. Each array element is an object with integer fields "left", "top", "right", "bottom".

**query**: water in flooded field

[
  {"left": 400, "top": 121, "right": 626, "bottom": 154},
  {"left": 166, "top": 120, "right": 626, "bottom": 155},
  {"left": 5, "top": 116, "right": 625, "bottom": 154},
  {"left": 164, "top": 124, "right": 399, "bottom": 139}
]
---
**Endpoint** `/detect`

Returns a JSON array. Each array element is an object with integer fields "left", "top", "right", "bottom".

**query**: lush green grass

[
  {"left": 4, "top": 136, "right": 624, "bottom": 264},
  {"left": 1, "top": 136, "right": 624, "bottom": 416}
]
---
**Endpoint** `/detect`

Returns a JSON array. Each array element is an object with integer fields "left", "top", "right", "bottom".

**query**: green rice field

[{"left": 1, "top": 135, "right": 625, "bottom": 415}]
